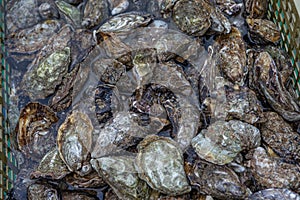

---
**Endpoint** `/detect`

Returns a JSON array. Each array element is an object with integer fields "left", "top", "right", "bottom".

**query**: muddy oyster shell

[
  {"left": 136, "top": 135, "right": 191, "bottom": 195},
  {"left": 57, "top": 111, "right": 93, "bottom": 175},
  {"left": 245, "top": 0, "right": 268, "bottom": 18},
  {"left": 191, "top": 120, "right": 260, "bottom": 165},
  {"left": 82, "top": 0, "right": 109, "bottom": 28},
  {"left": 261, "top": 112, "right": 300, "bottom": 163},
  {"left": 30, "top": 149, "right": 70, "bottom": 180},
  {"left": 91, "top": 155, "right": 151, "bottom": 199},
  {"left": 15, "top": 103, "right": 58, "bottom": 160},
  {"left": 108, "top": 0, "right": 129, "bottom": 15},
  {"left": 214, "top": 0, "right": 242, "bottom": 16},
  {"left": 186, "top": 159, "right": 249, "bottom": 199},
  {"left": 250, "top": 147, "right": 300, "bottom": 191},
  {"left": 214, "top": 27, "right": 246, "bottom": 85},
  {"left": 247, "top": 188, "right": 300, "bottom": 200},
  {"left": 27, "top": 183, "right": 59, "bottom": 200},
  {"left": 246, "top": 18, "right": 280, "bottom": 44}
]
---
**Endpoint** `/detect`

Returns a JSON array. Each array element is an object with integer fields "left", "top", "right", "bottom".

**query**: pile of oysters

[{"left": 5, "top": 0, "right": 300, "bottom": 199}]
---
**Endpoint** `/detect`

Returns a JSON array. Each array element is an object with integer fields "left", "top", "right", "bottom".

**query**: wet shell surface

[
  {"left": 191, "top": 120, "right": 261, "bottom": 165},
  {"left": 30, "top": 149, "right": 70, "bottom": 180},
  {"left": 250, "top": 147, "right": 300, "bottom": 191},
  {"left": 57, "top": 111, "right": 93, "bottom": 175},
  {"left": 135, "top": 135, "right": 191, "bottom": 195},
  {"left": 15, "top": 102, "right": 58, "bottom": 160},
  {"left": 91, "top": 155, "right": 151, "bottom": 199}
]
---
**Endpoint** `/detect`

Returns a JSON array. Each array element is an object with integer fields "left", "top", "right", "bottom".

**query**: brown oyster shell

[
  {"left": 250, "top": 147, "right": 300, "bottom": 191},
  {"left": 214, "top": 27, "right": 247, "bottom": 85},
  {"left": 15, "top": 102, "right": 58, "bottom": 160}
]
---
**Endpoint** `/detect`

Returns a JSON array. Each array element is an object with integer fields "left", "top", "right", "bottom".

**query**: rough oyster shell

[{"left": 135, "top": 135, "right": 191, "bottom": 195}]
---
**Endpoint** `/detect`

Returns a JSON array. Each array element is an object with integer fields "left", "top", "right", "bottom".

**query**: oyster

[
  {"left": 6, "top": 20, "right": 61, "bottom": 54},
  {"left": 172, "top": 0, "right": 211, "bottom": 36},
  {"left": 247, "top": 188, "right": 300, "bottom": 200},
  {"left": 6, "top": 0, "right": 42, "bottom": 33},
  {"left": 108, "top": 0, "right": 129, "bottom": 15},
  {"left": 38, "top": 3, "right": 60, "bottom": 20},
  {"left": 55, "top": 0, "right": 81, "bottom": 27},
  {"left": 27, "top": 183, "right": 59, "bottom": 200},
  {"left": 22, "top": 25, "right": 73, "bottom": 100},
  {"left": 245, "top": 0, "right": 268, "bottom": 18},
  {"left": 186, "top": 159, "right": 248, "bottom": 199},
  {"left": 98, "top": 12, "right": 153, "bottom": 36},
  {"left": 65, "top": 171, "right": 106, "bottom": 188},
  {"left": 249, "top": 50, "right": 300, "bottom": 121},
  {"left": 50, "top": 65, "right": 79, "bottom": 112},
  {"left": 261, "top": 112, "right": 300, "bottom": 163},
  {"left": 57, "top": 111, "right": 93, "bottom": 175},
  {"left": 82, "top": 0, "right": 109, "bottom": 28},
  {"left": 191, "top": 120, "right": 260, "bottom": 165},
  {"left": 214, "top": 0, "right": 242, "bottom": 16},
  {"left": 23, "top": 47, "right": 70, "bottom": 100},
  {"left": 250, "top": 147, "right": 300, "bottom": 191},
  {"left": 91, "top": 155, "right": 151, "bottom": 199},
  {"left": 30, "top": 149, "right": 70, "bottom": 180},
  {"left": 172, "top": 0, "right": 230, "bottom": 36},
  {"left": 224, "top": 86, "right": 265, "bottom": 124},
  {"left": 214, "top": 27, "right": 247, "bottom": 85},
  {"left": 91, "top": 112, "right": 168, "bottom": 158},
  {"left": 135, "top": 135, "right": 191, "bottom": 195},
  {"left": 15, "top": 103, "right": 58, "bottom": 160},
  {"left": 246, "top": 18, "right": 280, "bottom": 44}
]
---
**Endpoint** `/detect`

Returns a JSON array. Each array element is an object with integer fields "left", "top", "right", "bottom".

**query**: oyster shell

[
  {"left": 57, "top": 111, "right": 93, "bottom": 175},
  {"left": 6, "top": 20, "right": 61, "bottom": 54},
  {"left": 98, "top": 12, "right": 152, "bottom": 36},
  {"left": 246, "top": 18, "right": 280, "bottom": 44},
  {"left": 186, "top": 159, "right": 249, "bottom": 199},
  {"left": 214, "top": 27, "right": 247, "bottom": 85},
  {"left": 82, "top": 0, "right": 109, "bottom": 28},
  {"left": 65, "top": 171, "right": 106, "bottom": 188},
  {"left": 55, "top": 0, "right": 81, "bottom": 27},
  {"left": 22, "top": 25, "right": 73, "bottom": 100},
  {"left": 108, "top": 0, "right": 129, "bottom": 15},
  {"left": 172, "top": 0, "right": 211, "bottom": 36},
  {"left": 250, "top": 147, "right": 300, "bottom": 191},
  {"left": 249, "top": 50, "right": 300, "bottom": 121},
  {"left": 30, "top": 149, "right": 70, "bottom": 180},
  {"left": 38, "top": 3, "right": 60, "bottom": 20},
  {"left": 6, "top": 0, "right": 42, "bottom": 33},
  {"left": 15, "top": 103, "right": 58, "bottom": 160},
  {"left": 91, "top": 155, "right": 151, "bottom": 199},
  {"left": 245, "top": 0, "right": 268, "bottom": 18},
  {"left": 27, "top": 183, "right": 59, "bottom": 200},
  {"left": 135, "top": 135, "right": 191, "bottom": 195},
  {"left": 191, "top": 120, "right": 260, "bottom": 165},
  {"left": 247, "top": 188, "right": 300, "bottom": 200},
  {"left": 261, "top": 112, "right": 300, "bottom": 163},
  {"left": 91, "top": 111, "right": 167, "bottom": 158},
  {"left": 214, "top": 0, "right": 242, "bottom": 16}
]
